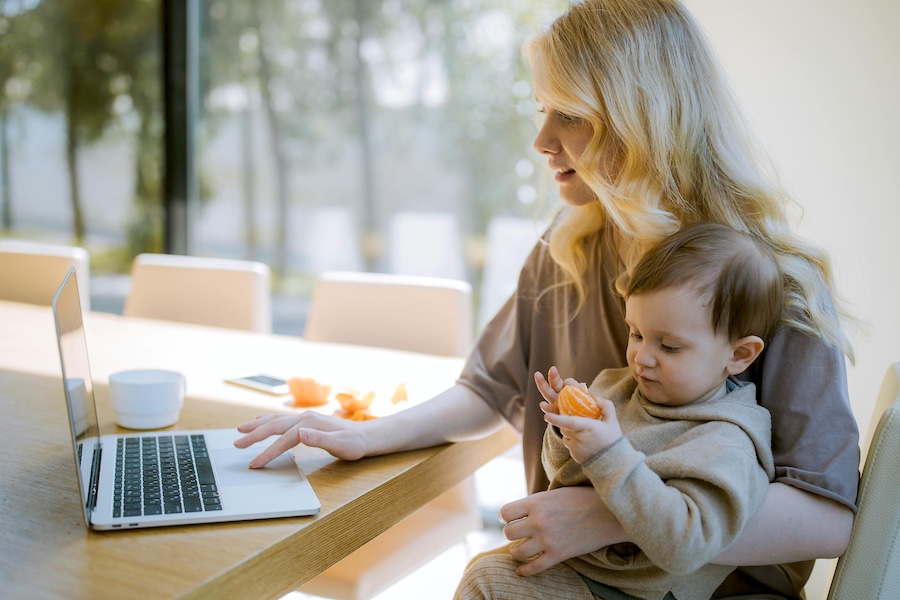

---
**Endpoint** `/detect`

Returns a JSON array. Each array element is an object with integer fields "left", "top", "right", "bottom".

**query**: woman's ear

[{"left": 726, "top": 336, "right": 765, "bottom": 375}]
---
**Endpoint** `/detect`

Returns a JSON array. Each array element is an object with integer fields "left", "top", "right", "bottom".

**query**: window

[{"left": 1, "top": 0, "right": 563, "bottom": 332}]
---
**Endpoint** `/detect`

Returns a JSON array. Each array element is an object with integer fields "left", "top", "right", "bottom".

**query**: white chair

[
  {"left": 304, "top": 270, "right": 473, "bottom": 357},
  {"left": 0, "top": 240, "right": 90, "bottom": 310},
  {"left": 123, "top": 253, "right": 272, "bottom": 333},
  {"left": 477, "top": 216, "right": 546, "bottom": 330},
  {"left": 387, "top": 211, "right": 467, "bottom": 281},
  {"left": 299, "top": 270, "right": 481, "bottom": 600},
  {"left": 824, "top": 362, "right": 900, "bottom": 599}
]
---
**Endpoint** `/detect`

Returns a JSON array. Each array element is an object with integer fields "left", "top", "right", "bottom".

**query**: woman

[{"left": 236, "top": 1, "right": 860, "bottom": 596}]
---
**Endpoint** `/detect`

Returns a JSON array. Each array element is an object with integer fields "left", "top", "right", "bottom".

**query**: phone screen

[{"left": 243, "top": 375, "right": 287, "bottom": 386}]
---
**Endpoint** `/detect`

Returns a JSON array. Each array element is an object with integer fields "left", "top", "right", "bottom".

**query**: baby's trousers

[{"left": 453, "top": 545, "right": 597, "bottom": 600}]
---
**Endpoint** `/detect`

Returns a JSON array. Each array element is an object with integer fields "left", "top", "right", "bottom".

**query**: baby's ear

[{"left": 727, "top": 336, "right": 765, "bottom": 375}]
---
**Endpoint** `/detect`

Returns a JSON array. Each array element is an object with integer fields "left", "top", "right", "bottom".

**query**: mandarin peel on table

[
  {"left": 557, "top": 384, "right": 602, "bottom": 419},
  {"left": 336, "top": 390, "right": 376, "bottom": 413},
  {"left": 390, "top": 383, "right": 408, "bottom": 404}
]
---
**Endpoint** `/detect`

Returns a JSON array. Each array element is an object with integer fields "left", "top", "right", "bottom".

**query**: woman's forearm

[
  {"left": 362, "top": 383, "right": 506, "bottom": 455},
  {"left": 713, "top": 482, "right": 854, "bottom": 566}
]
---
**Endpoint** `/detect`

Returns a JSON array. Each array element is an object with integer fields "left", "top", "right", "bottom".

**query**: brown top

[{"left": 458, "top": 222, "right": 860, "bottom": 597}]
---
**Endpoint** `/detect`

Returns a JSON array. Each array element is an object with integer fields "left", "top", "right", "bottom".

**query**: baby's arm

[{"left": 583, "top": 425, "right": 770, "bottom": 574}]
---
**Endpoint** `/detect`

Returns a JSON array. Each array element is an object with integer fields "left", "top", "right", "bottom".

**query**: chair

[
  {"left": 0, "top": 240, "right": 90, "bottom": 310},
  {"left": 299, "top": 270, "right": 481, "bottom": 600},
  {"left": 304, "top": 270, "right": 473, "bottom": 357},
  {"left": 477, "top": 216, "right": 546, "bottom": 330},
  {"left": 386, "top": 211, "right": 467, "bottom": 281},
  {"left": 123, "top": 253, "right": 272, "bottom": 333},
  {"left": 825, "top": 362, "right": 900, "bottom": 599}
]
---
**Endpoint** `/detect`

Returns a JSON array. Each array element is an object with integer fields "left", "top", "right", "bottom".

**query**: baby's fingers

[
  {"left": 547, "top": 366, "right": 566, "bottom": 393},
  {"left": 534, "top": 371, "right": 560, "bottom": 404}
]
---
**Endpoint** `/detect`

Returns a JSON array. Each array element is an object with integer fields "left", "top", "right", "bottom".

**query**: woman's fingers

[
  {"left": 233, "top": 414, "right": 299, "bottom": 447},
  {"left": 247, "top": 427, "right": 301, "bottom": 468}
]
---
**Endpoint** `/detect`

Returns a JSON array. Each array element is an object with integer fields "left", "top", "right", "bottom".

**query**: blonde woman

[{"left": 236, "top": 1, "right": 859, "bottom": 597}]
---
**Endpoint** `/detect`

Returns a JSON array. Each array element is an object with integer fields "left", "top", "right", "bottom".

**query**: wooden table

[{"left": 0, "top": 301, "right": 517, "bottom": 599}]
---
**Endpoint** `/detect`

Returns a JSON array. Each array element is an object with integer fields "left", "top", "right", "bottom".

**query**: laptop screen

[{"left": 52, "top": 267, "right": 101, "bottom": 526}]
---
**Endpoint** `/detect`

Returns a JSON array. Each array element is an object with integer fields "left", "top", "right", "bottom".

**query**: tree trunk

[
  {"left": 0, "top": 109, "right": 11, "bottom": 231},
  {"left": 64, "top": 102, "right": 85, "bottom": 245},
  {"left": 240, "top": 93, "right": 258, "bottom": 260},
  {"left": 251, "top": 4, "right": 289, "bottom": 281},
  {"left": 353, "top": 0, "right": 377, "bottom": 272}
]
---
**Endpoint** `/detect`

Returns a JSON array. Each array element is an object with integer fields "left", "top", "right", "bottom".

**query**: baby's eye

[
  {"left": 661, "top": 343, "right": 680, "bottom": 353},
  {"left": 629, "top": 331, "right": 643, "bottom": 341}
]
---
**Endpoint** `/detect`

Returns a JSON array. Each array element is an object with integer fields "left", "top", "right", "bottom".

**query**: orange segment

[{"left": 557, "top": 384, "right": 602, "bottom": 419}]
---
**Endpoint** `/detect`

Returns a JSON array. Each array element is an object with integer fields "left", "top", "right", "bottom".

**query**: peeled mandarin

[
  {"left": 557, "top": 384, "right": 602, "bottom": 419},
  {"left": 287, "top": 377, "right": 331, "bottom": 407}
]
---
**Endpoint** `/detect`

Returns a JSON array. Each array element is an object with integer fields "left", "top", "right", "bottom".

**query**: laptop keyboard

[{"left": 113, "top": 434, "right": 222, "bottom": 518}]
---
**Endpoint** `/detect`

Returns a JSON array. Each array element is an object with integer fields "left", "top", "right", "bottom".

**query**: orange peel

[
  {"left": 336, "top": 390, "right": 375, "bottom": 413},
  {"left": 390, "top": 383, "right": 408, "bottom": 404}
]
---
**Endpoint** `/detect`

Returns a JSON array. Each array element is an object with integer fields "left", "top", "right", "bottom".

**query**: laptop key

[{"left": 164, "top": 503, "right": 183, "bottom": 514}]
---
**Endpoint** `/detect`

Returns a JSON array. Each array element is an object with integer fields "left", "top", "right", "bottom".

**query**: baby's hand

[
  {"left": 534, "top": 366, "right": 575, "bottom": 414},
  {"left": 544, "top": 396, "right": 622, "bottom": 464}
]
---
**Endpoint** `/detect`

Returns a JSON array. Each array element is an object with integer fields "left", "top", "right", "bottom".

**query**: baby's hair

[{"left": 625, "top": 222, "right": 783, "bottom": 343}]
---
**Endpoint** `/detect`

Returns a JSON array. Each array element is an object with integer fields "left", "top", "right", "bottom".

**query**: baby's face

[{"left": 624, "top": 287, "right": 736, "bottom": 406}]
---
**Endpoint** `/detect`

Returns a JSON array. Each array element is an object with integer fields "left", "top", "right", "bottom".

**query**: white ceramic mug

[{"left": 109, "top": 369, "right": 185, "bottom": 429}]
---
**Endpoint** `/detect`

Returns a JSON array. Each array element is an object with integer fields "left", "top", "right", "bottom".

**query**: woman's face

[{"left": 533, "top": 90, "right": 596, "bottom": 207}]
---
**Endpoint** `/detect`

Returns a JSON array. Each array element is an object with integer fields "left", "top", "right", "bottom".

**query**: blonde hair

[{"left": 524, "top": 0, "right": 855, "bottom": 361}]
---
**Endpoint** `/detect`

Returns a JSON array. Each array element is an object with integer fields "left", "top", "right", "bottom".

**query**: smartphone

[{"left": 224, "top": 374, "right": 290, "bottom": 395}]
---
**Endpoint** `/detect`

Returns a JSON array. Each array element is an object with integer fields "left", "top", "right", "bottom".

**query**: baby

[{"left": 456, "top": 222, "right": 782, "bottom": 600}]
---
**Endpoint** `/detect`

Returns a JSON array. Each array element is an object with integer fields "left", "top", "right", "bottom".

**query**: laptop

[{"left": 52, "top": 267, "right": 320, "bottom": 530}]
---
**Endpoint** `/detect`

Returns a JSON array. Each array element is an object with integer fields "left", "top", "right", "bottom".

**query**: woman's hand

[
  {"left": 499, "top": 486, "right": 628, "bottom": 577},
  {"left": 234, "top": 411, "right": 368, "bottom": 467},
  {"left": 234, "top": 383, "right": 506, "bottom": 468}
]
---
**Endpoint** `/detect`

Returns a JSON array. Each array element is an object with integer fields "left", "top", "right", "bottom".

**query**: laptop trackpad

[{"left": 212, "top": 448, "right": 302, "bottom": 487}]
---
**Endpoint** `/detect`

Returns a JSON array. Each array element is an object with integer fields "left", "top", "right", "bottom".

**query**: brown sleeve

[
  {"left": 458, "top": 223, "right": 630, "bottom": 493},
  {"left": 741, "top": 326, "right": 860, "bottom": 510}
]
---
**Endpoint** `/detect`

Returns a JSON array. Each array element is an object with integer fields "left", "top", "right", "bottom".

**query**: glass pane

[
  {"left": 197, "top": 0, "right": 565, "bottom": 334},
  {"left": 0, "top": 0, "right": 163, "bottom": 312}
]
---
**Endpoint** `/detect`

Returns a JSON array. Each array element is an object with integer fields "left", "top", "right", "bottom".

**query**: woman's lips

[{"left": 555, "top": 168, "right": 576, "bottom": 183}]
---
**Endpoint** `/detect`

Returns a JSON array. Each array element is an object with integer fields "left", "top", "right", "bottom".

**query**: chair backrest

[
  {"left": 0, "top": 240, "right": 90, "bottom": 310},
  {"left": 123, "top": 253, "right": 272, "bottom": 333},
  {"left": 478, "top": 216, "right": 545, "bottom": 330},
  {"left": 827, "top": 362, "right": 900, "bottom": 599},
  {"left": 387, "top": 211, "right": 467, "bottom": 281},
  {"left": 304, "top": 270, "right": 473, "bottom": 357}
]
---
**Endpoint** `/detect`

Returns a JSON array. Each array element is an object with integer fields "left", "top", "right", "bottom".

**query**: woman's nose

[{"left": 533, "top": 120, "right": 559, "bottom": 155}]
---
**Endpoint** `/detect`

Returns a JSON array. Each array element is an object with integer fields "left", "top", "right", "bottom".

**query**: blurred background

[
  {"left": 1, "top": 0, "right": 899, "bottom": 494},
  {"left": 0, "top": 0, "right": 564, "bottom": 336}
]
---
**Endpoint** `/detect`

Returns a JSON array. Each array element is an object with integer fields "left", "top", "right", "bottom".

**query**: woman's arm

[
  {"left": 500, "top": 482, "right": 852, "bottom": 577},
  {"left": 713, "top": 482, "right": 853, "bottom": 565},
  {"left": 234, "top": 382, "right": 505, "bottom": 467}
]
